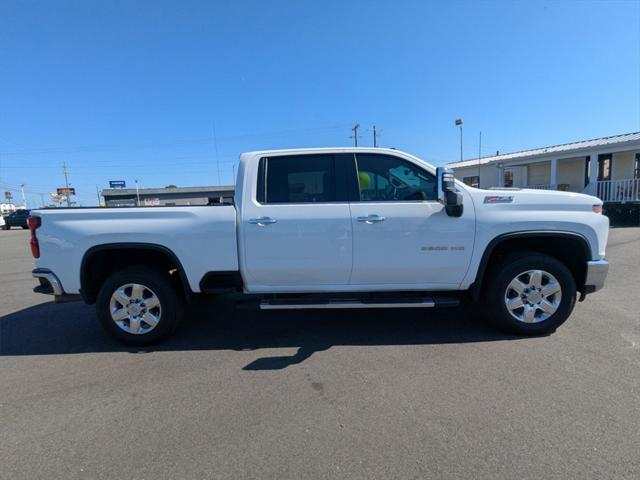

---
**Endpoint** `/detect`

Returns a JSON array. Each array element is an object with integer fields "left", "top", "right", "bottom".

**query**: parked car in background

[
  {"left": 3, "top": 209, "right": 31, "bottom": 229},
  {"left": 0, "top": 215, "right": 5, "bottom": 229}
]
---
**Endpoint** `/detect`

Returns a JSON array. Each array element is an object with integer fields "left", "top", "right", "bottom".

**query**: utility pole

[
  {"left": 95, "top": 185, "right": 101, "bottom": 206},
  {"left": 455, "top": 118, "right": 463, "bottom": 162},
  {"left": 63, "top": 161, "right": 71, "bottom": 207},
  {"left": 373, "top": 125, "right": 380, "bottom": 147},
  {"left": 350, "top": 124, "right": 360, "bottom": 147},
  {"left": 20, "top": 184, "right": 27, "bottom": 209},
  {"left": 39, "top": 193, "right": 45, "bottom": 207}
]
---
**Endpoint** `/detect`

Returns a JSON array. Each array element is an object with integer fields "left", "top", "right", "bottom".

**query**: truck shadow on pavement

[{"left": 0, "top": 296, "right": 523, "bottom": 369}]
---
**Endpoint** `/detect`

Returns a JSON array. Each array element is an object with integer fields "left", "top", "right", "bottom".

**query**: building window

[
  {"left": 463, "top": 176, "right": 479, "bottom": 188},
  {"left": 503, "top": 168, "right": 514, "bottom": 188},
  {"left": 597, "top": 154, "right": 612, "bottom": 181},
  {"left": 635, "top": 153, "right": 640, "bottom": 179}
]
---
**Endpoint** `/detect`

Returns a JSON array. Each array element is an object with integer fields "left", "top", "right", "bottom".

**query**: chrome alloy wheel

[
  {"left": 109, "top": 283, "right": 162, "bottom": 335},
  {"left": 504, "top": 269, "right": 562, "bottom": 324}
]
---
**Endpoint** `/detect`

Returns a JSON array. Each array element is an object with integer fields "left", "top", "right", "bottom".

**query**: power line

[
  {"left": 1, "top": 157, "right": 240, "bottom": 169},
  {"left": 0, "top": 124, "right": 353, "bottom": 157},
  {"left": 0, "top": 181, "right": 51, "bottom": 195}
]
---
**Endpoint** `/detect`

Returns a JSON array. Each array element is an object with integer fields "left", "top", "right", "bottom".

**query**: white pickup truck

[{"left": 29, "top": 147, "right": 609, "bottom": 344}]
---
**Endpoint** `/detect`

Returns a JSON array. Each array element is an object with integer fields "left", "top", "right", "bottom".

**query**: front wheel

[
  {"left": 96, "top": 266, "right": 183, "bottom": 345},
  {"left": 485, "top": 252, "right": 576, "bottom": 335}
]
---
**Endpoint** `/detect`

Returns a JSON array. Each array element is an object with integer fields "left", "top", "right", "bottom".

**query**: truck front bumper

[{"left": 584, "top": 260, "right": 609, "bottom": 293}]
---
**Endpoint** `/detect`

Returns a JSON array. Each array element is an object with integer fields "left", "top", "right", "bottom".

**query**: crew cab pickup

[{"left": 29, "top": 148, "right": 609, "bottom": 344}]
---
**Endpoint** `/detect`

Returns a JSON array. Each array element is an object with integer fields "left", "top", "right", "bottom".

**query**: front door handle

[
  {"left": 249, "top": 217, "right": 277, "bottom": 226},
  {"left": 357, "top": 214, "right": 386, "bottom": 224}
]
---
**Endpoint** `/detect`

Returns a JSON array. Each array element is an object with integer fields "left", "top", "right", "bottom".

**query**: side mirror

[{"left": 436, "top": 167, "right": 463, "bottom": 217}]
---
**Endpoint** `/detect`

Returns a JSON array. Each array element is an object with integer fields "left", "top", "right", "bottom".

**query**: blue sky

[{"left": 1, "top": 0, "right": 639, "bottom": 206}]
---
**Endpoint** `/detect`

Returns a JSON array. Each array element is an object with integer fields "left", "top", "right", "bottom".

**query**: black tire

[
  {"left": 484, "top": 252, "right": 576, "bottom": 335},
  {"left": 96, "top": 266, "right": 183, "bottom": 345},
  {"left": 2, "top": 224, "right": 9, "bottom": 230},
  {"left": 22, "top": 225, "right": 28, "bottom": 229}
]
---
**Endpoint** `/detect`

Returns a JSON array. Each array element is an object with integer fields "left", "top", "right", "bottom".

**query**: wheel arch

[
  {"left": 470, "top": 231, "right": 591, "bottom": 301},
  {"left": 80, "top": 243, "right": 192, "bottom": 304}
]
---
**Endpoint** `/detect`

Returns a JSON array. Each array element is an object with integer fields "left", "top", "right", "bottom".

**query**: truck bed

[{"left": 33, "top": 206, "right": 238, "bottom": 294}]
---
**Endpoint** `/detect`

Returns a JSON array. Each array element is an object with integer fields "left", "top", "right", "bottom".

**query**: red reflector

[
  {"left": 28, "top": 216, "right": 41, "bottom": 258},
  {"left": 27, "top": 216, "right": 41, "bottom": 229}
]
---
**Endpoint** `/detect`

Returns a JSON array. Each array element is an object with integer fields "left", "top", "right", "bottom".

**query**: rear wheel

[
  {"left": 96, "top": 266, "right": 183, "bottom": 345},
  {"left": 485, "top": 252, "right": 576, "bottom": 335}
]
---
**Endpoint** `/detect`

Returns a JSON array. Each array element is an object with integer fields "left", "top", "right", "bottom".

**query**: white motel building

[{"left": 447, "top": 132, "right": 640, "bottom": 224}]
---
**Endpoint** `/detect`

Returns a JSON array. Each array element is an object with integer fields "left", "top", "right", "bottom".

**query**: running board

[{"left": 259, "top": 297, "right": 459, "bottom": 310}]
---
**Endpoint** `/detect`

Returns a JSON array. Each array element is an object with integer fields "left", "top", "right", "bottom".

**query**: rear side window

[
  {"left": 354, "top": 154, "right": 437, "bottom": 202},
  {"left": 258, "top": 154, "right": 336, "bottom": 204}
]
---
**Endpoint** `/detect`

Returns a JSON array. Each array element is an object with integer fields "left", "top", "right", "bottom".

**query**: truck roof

[{"left": 240, "top": 146, "right": 404, "bottom": 158}]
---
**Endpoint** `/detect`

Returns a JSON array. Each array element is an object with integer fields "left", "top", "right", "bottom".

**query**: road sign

[
  {"left": 4, "top": 191, "right": 12, "bottom": 200},
  {"left": 109, "top": 180, "right": 126, "bottom": 188},
  {"left": 57, "top": 187, "right": 76, "bottom": 196}
]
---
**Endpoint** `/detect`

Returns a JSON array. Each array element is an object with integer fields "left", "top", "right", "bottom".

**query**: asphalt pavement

[{"left": 1, "top": 227, "right": 639, "bottom": 479}]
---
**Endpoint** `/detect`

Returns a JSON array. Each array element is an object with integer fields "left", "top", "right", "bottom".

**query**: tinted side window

[
  {"left": 263, "top": 154, "right": 335, "bottom": 204},
  {"left": 354, "top": 154, "right": 437, "bottom": 201}
]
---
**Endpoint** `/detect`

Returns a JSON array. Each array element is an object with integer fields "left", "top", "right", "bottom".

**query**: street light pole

[
  {"left": 134, "top": 179, "right": 140, "bottom": 206},
  {"left": 20, "top": 184, "right": 27, "bottom": 209},
  {"left": 455, "top": 118, "right": 464, "bottom": 162},
  {"left": 478, "top": 131, "right": 482, "bottom": 183}
]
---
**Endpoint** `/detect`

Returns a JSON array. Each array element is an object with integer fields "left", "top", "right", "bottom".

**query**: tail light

[
  {"left": 27, "top": 216, "right": 41, "bottom": 258},
  {"left": 592, "top": 205, "right": 603, "bottom": 214}
]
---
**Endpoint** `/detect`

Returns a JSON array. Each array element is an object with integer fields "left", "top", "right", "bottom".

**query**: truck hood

[{"left": 466, "top": 187, "right": 602, "bottom": 211}]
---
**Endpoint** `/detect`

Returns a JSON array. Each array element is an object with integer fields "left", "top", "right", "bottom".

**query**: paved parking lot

[{"left": 1, "top": 227, "right": 639, "bottom": 479}]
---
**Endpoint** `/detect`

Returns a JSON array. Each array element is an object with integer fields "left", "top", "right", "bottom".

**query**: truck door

[
  {"left": 348, "top": 153, "right": 475, "bottom": 288},
  {"left": 241, "top": 153, "right": 353, "bottom": 290}
]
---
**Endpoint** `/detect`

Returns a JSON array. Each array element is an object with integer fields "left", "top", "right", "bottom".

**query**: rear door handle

[
  {"left": 249, "top": 217, "right": 277, "bottom": 226},
  {"left": 357, "top": 214, "right": 386, "bottom": 224}
]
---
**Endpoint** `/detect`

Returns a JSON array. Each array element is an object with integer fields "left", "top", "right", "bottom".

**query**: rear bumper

[
  {"left": 33, "top": 268, "right": 82, "bottom": 302},
  {"left": 32, "top": 268, "right": 64, "bottom": 295},
  {"left": 584, "top": 260, "right": 609, "bottom": 293}
]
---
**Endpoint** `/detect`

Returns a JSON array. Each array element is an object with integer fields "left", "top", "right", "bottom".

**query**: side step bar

[{"left": 259, "top": 297, "right": 459, "bottom": 310}]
